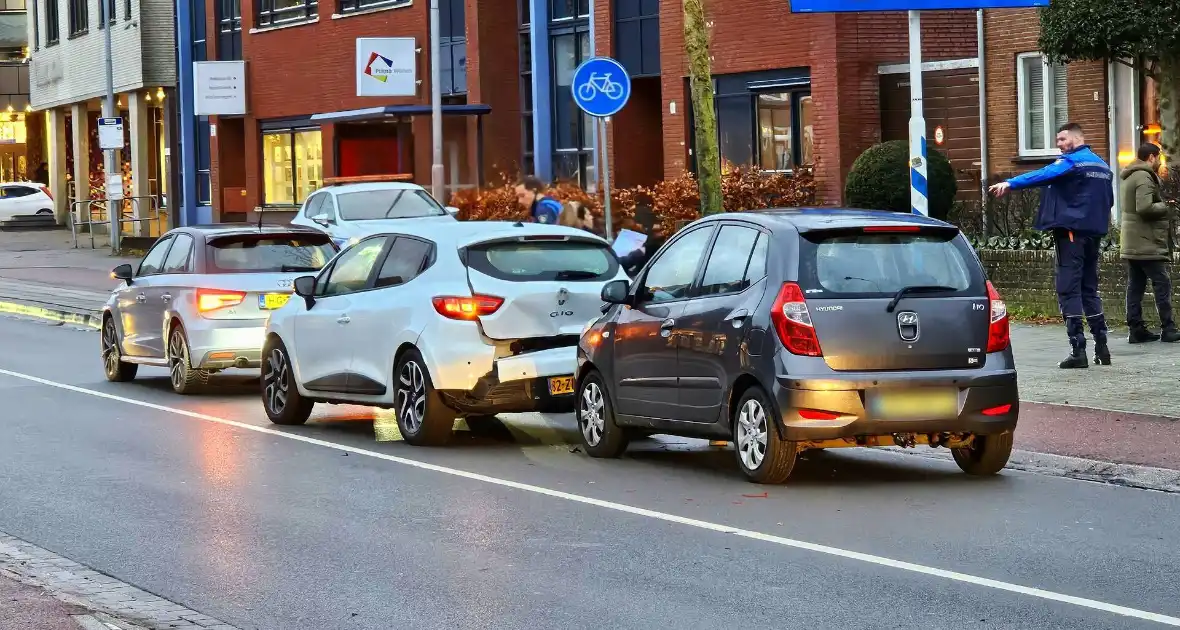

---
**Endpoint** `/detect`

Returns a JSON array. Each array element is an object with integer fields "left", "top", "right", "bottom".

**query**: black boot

[
  {"left": 1093, "top": 335, "right": 1112, "bottom": 366},
  {"left": 1162, "top": 326, "right": 1180, "bottom": 343},
  {"left": 1059, "top": 338, "right": 1089, "bottom": 369},
  {"left": 1129, "top": 326, "right": 1161, "bottom": 344}
]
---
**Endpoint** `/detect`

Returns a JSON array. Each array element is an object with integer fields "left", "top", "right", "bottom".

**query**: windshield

[
  {"left": 207, "top": 234, "right": 336, "bottom": 274},
  {"left": 466, "top": 240, "right": 619, "bottom": 282},
  {"left": 797, "top": 230, "right": 983, "bottom": 297},
  {"left": 336, "top": 188, "right": 447, "bottom": 221}
]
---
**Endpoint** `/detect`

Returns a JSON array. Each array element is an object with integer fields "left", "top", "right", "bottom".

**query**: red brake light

[
  {"left": 40, "top": 185, "right": 53, "bottom": 200},
  {"left": 981, "top": 404, "right": 1012, "bottom": 416},
  {"left": 863, "top": 225, "right": 921, "bottom": 233},
  {"left": 986, "top": 281, "right": 1009, "bottom": 353},
  {"left": 432, "top": 295, "right": 504, "bottom": 320},
  {"left": 769, "top": 282, "right": 822, "bottom": 357},
  {"left": 196, "top": 288, "right": 246, "bottom": 313},
  {"left": 798, "top": 409, "right": 841, "bottom": 420}
]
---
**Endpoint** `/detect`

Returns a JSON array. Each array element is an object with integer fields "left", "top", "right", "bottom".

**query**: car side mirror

[
  {"left": 601, "top": 279, "right": 630, "bottom": 305},
  {"left": 111, "top": 263, "right": 133, "bottom": 283},
  {"left": 312, "top": 214, "right": 331, "bottom": 227},
  {"left": 293, "top": 275, "right": 317, "bottom": 309},
  {"left": 445, "top": 206, "right": 460, "bottom": 217}
]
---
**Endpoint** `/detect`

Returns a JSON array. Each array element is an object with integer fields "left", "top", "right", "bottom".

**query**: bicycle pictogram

[{"left": 576, "top": 72, "right": 625, "bottom": 102}]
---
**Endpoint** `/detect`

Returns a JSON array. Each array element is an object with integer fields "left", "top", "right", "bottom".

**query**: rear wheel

[
  {"left": 100, "top": 317, "right": 137, "bottom": 382},
  {"left": 951, "top": 432, "right": 1014, "bottom": 475},
  {"left": 261, "top": 337, "right": 314, "bottom": 425},
  {"left": 36, "top": 209, "right": 52, "bottom": 215},
  {"left": 394, "top": 349, "right": 455, "bottom": 446},
  {"left": 576, "top": 371, "right": 629, "bottom": 458},
  {"left": 168, "top": 326, "right": 210, "bottom": 395},
  {"left": 734, "top": 387, "right": 798, "bottom": 484}
]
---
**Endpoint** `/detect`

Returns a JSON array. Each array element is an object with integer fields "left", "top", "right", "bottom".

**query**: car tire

[
  {"left": 167, "top": 325, "right": 210, "bottom": 395},
  {"left": 261, "top": 336, "right": 314, "bottom": 425},
  {"left": 734, "top": 387, "right": 798, "bottom": 484},
  {"left": 100, "top": 316, "right": 137, "bottom": 382},
  {"left": 576, "top": 370, "right": 629, "bottom": 458},
  {"left": 36, "top": 209, "right": 52, "bottom": 215},
  {"left": 394, "top": 349, "right": 455, "bottom": 446},
  {"left": 951, "top": 432, "right": 1014, "bottom": 476}
]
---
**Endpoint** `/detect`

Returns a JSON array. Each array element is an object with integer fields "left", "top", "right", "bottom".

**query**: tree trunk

[
  {"left": 682, "top": 0, "right": 722, "bottom": 215},
  {"left": 1157, "top": 55, "right": 1180, "bottom": 175}
]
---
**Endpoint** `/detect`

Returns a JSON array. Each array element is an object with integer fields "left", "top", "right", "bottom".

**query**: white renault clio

[{"left": 260, "top": 221, "right": 626, "bottom": 445}]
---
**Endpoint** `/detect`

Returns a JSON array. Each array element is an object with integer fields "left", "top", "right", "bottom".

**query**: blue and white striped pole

[{"left": 907, "top": 9, "right": 929, "bottom": 216}]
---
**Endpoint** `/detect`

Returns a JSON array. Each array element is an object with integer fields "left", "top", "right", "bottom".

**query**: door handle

[
  {"left": 337, "top": 316, "right": 351, "bottom": 324},
  {"left": 724, "top": 309, "right": 749, "bottom": 324},
  {"left": 161, "top": 293, "right": 171, "bottom": 303},
  {"left": 660, "top": 318, "right": 675, "bottom": 338},
  {"left": 135, "top": 293, "right": 146, "bottom": 303}
]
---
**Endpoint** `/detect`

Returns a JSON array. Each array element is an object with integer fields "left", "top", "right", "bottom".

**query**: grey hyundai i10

[{"left": 575, "top": 208, "right": 1018, "bottom": 484}]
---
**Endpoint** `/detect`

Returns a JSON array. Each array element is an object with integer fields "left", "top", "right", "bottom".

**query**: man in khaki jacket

[{"left": 1120, "top": 143, "right": 1178, "bottom": 343}]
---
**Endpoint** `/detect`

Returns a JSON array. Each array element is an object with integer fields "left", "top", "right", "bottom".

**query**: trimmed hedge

[{"left": 844, "top": 140, "right": 957, "bottom": 220}]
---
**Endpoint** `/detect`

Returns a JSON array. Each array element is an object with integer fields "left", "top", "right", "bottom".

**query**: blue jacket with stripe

[{"left": 1005, "top": 145, "right": 1114, "bottom": 236}]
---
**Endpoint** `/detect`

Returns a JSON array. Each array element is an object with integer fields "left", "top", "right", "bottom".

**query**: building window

[
  {"left": 262, "top": 129, "right": 323, "bottom": 206},
  {"left": 551, "top": 27, "right": 593, "bottom": 187},
  {"left": 614, "top": 0, "right": 659, "bottom": 77},
  {"left": 551, "top": 0, "right": 588, "bottom": 20},
  {"left": 256, "top": 0, "right": 316, "bottom": 27},
  {"left": 519, "top": 0, "right": 533, "bottom": 174},
  {"left": 755, "top": 92, "right": 814, "bottom": 171},
  {"left": 703, "top": 70, "right": 814, "bottom": 172},
  {"left": 98, "top": 0, "right": 115, "bottom": 28},
  {"left": 196, "top": 118, "right": 212, "bottom": 204},
  {"left": 67, "top": 0, "right": 87, "bottom": 36},
  {"left": 340, "top": 0, "right": 410, "bottom": 11},
  {"left": 44, "top": 0, "right": 58, "bottom": 45},
  {"left": 439, "top": 0, "right": 465, "bottom": 95},
  {"left": 124, "top": 0, "right": 130, "bottom": 20},
  {"left": 1016, "top": 52, "right": 1068, "bottom": 156},
  {"left": 30, "top": 0, "right": 37, "bottom": 49},
  {"left": 0, "top": 0, "right": 26, "bottom": 11},
  {"left": 218, "top": 0, "right": 242, "bottom": 61}
]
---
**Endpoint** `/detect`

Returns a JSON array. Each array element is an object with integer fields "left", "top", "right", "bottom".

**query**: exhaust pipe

[{"left": 235, "top": 357, "right": 250, "bottom": 368}]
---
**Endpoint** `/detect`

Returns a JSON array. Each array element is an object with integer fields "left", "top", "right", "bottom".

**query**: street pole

[
  {"left": 976, "top": 8, "right": 989, "bottom": 237},
  {"left": 599, "top": 117, "right": 613, "bottom": 240},
  {"left": 102, "top": 2, "right": 119, "bottom": 252},
  {"left": 907, "top": 10, "right": 928, "bottom": 216},
  {"left": 429, "top": 0, "right": 444, "bottom": 204}
]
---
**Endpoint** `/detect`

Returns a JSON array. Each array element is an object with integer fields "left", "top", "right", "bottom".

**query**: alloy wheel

[
  {"left": 263, "top": 348, "right": 290, "bottom": 415},
  {"left": 396, "top": 360, "right": 427, "bottom": 433},
  {"left": 736, "top": 398, "right": 769, "bottom": 470},
  {"left": 168, "top": 331, "right": 189, "bottom": 391},
  {"left": 579, "top": 381, "right": 606, "bottom": 446},
  {"left": 101, "top": 320, "right": 120, "bottom": 377}
]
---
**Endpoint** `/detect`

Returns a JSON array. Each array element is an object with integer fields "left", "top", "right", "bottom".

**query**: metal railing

[{"left": 69, "top": 195, "right": 165, "bottom": 249}]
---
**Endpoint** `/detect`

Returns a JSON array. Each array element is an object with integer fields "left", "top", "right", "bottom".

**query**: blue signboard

[
  {"left": 792, "top": 0, "right": 1046, "bottom": 11},
  {"left": 571, "top": 57, "right": 631, "bottom": 118}
]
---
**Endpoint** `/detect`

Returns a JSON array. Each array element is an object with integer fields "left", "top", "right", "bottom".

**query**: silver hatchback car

[{"left": 101, "top": 224, "right": 338, "bottom": 394}]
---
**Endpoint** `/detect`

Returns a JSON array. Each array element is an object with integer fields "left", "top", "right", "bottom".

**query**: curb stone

[
  {"left": 0, "top": 299, "right": 101, "bottom": 329},
  {"left": 0, "top": 532, "right": 239, "bottom": 630}
]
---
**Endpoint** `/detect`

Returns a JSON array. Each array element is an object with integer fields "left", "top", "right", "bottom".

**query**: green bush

[{"left": 844, "top": 140, "right": 957, "bottom": 220}]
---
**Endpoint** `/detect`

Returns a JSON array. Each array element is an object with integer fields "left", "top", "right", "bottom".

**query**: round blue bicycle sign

[{"left": 571, "top": 57, "right": 631, "bottom": 118}]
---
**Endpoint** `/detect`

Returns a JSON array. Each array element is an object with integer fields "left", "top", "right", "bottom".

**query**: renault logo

[
  {"left": 897, "top": 311, "right": 920, "bottom": 342},
  {"left": 557, "top": 288, "right": 569, "bottom": 306}
]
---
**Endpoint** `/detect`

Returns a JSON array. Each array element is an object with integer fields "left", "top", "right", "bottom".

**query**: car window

[
  {"left": 322, "top": 194, "right": 339, "bottom": 221},
  {"left": 641, "top": 227, "right": 712, "bottom": 304},
  {"left": 302, "top": 193, "right": 326, "bottom": 219},
  {"left": 745, "top": 232, "right": 768, "bottom": 284},
  {"left": 375, "top": 237, "right": 433, "bottom": 288},
  {"left": 321, "top": 237, "right": 388, "bottom": 296},
  {"left": 137, "top": 236, "right": 175, "bottom": 276},
  {"left": 336, "top": 188, "right": 446, "bottom": 221},
  {"left": 799, "top": 230, "right": 982, "bottom": 297},
  {"left": 699, "top": 225, "right": 761, "bottom": 297},
  {"left": 3, "top": 186, "right": 36, "bottom": 198},
  {"left": 206, "top": 233, "right": 336, "bottom": 273},
  {"left": 161, "top": 233, "right": 194, "bottom": 274},
  {"left": 465, "top": 240, "right": 617, "bottom": 282}
]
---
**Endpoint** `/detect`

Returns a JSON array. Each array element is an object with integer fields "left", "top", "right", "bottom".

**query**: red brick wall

[
  {"left": 467, "top": 0, "right": 523, "bottom": 179},
  {"left": 983, "top": 8, "right": 1108, "bottom": 180}
]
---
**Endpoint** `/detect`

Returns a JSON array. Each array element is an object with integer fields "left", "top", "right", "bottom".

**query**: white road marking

[{"left": 2, "top": 366, "right": 1178, "bottom": 627}]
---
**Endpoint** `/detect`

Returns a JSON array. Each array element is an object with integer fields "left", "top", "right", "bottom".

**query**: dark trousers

[
  {"left": 1054, "top": 229, "right": 1107, "bottom": 346},
  {"left": 1125, "top": 259, "right": 1175, "bottom": 330}
]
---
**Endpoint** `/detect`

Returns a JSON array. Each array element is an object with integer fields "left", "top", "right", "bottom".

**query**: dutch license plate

[
  {"left": 259, "top": 293, "right": 292, "bottom": 310},
  {"left": 548, "top": 376, "right": 575, "bottom": 396},
  {"left": 867, "top": 388, "right": 959, "bottom": 421}
]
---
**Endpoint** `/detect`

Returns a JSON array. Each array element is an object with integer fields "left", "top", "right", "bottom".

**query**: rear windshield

[
  {"left": 207, "top": 234, "right": 336, "bottom": 274},
  {"left": 466, "top": 240, "right": 619, "bottom": 282},
  {"left": 798, "top": 230, "right": 984, "bottom": 297},
  {"left": 337, "top": 189, "right": 447, "bottom": 221}
]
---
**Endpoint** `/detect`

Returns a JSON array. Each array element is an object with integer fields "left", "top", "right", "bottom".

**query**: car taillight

[
  {"left": 40, "top": 186, "right": 52, "bottom": 200},
  {"left": 197, "top": 289, "right": 246, "bottom": 313},
  {"left": 432, "top": 295, "right": 503, "bottom": 320},
  {"left": 769, "top": 282, "right": 822, "bottom": 357},
  {"left": 986, "top": 280, "right": 1009, "bottom": 353}
]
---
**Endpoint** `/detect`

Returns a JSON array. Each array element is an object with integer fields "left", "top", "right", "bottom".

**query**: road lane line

[{"left": 2, "top": 367, "right": 1178, "bottom": 627}]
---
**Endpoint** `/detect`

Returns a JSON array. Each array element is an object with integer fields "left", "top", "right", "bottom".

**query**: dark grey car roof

[{"left": 694, "top": 208, "right": 954, "bottom": 233}]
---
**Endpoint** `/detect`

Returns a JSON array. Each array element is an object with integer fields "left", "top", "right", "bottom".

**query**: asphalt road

[{"left": 1, "top": 316, "right": 1178, "bottom": 630}]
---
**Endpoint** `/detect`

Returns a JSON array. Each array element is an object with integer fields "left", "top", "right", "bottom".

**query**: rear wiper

[
  {"left": 555, "top": 270, "right": 599, "bottom": 280},
  {"left": 885, "top": 285, "right": 958, "bottom": 313}
]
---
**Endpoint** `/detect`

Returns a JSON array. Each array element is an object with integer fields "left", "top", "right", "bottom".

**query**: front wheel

[
  {"left": 734, "top": 387, "right": 798, "bottom": 484},
  {"left": 951, "top": 432, "right": 1014, "bottom": 476},
  {"left": 168, "top": 326, "right": 210, "bottom": 395},
  {"left": 576, "top": 371, "right": 629, "bottom": 458},
  {"left": 394, "top": 349, "right": 455, "bottom": 446},
  {"left": 100, "top": 317, "right": 137, "bottom": 382},
  {"left": 261, "top": 337, "right": 314, "bottom": 425}
]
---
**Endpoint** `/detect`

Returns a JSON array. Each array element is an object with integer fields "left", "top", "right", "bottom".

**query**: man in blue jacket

[
  {"left": 515, "top": 176, "right": 564, "bottom": 225},
  {"left": 989, "top": 122, "right": 1115, "bottom": 369}
]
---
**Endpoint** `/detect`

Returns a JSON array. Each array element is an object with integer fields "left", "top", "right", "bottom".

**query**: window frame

[
  {"left": 338, "top": 0, "right": 411, "bottom": 12},
  {"left": 374, "top": 235, "right": 435, "bottom": 289},
  {"left": 217, "top": 0, "right": 242, "bottom": 61},
  {"left": 261, "top": 127, "right": 322, "bottom": 207},
  {"left": 519, "top": 0, "right": 534, "bottom": 173},
  {"left": 318, "top": 236, "right": 390, "bottom": 298},
  {"left": 635, "top": 225, "right": 716, "bottom": 305},
  {"left": 1016, "top": 52, "right": 1068, "bottom": 158},
  {"left": 123, "top": 0, "right": 130, "bottom": 20},
  {"left": 44, "top": 0, "right": 60, "bottom": 46},
  {"left": 161, "top": 233, "right": 196, "bottom": 275},
  {"left": 549, "top": 24, "right": 593, "bottom": 188},
  {"left": 97, "top": 0, "right": 115, "bottom": 28},
  {"left": 137, "top": 235, "right": 177, "bottom": 277},
  {"left": 693, "top": 223, "right": 769, "bottom": 299},
  {"left": 30, "top": 0, "right": 38, "bottom": 49},
  {"left": 255, "top": 0, "right": 317, "bottom": 28},
  {"left": 67, "top": 0, "right": 88, "bottom": 38}
]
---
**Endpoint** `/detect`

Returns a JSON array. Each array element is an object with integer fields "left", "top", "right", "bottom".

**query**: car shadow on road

[{"left": 130, "top": 374, "right": 261, "bottom": 397}]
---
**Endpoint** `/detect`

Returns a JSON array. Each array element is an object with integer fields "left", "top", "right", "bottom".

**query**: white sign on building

[
  {"left": 193, "top": 61, "right": 247, "bottom": 116},
  {"left": 356, "top": 38, "right": 417, "bottom": 98}
]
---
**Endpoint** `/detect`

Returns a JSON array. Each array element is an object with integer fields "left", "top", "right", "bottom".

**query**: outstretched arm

[{"left": 989, "top": 157, "right": 1074, "bottom": 197}]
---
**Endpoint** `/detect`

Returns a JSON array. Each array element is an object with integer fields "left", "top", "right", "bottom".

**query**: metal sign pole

[
  {"left": 102, "top": 2, "right": 119, "bottom": 252},
  {"left": 429, "top": 0, "right": 444, "bottom": 204},
  {"left": 907, "top": 9, "right": 928, "bottom": 216},
  {"left": 600, "top": 117, "right": 613, "bottom": 241}
]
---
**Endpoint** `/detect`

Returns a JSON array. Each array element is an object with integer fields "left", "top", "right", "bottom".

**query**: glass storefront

[{"left": 262, "top": 128, "right": 322, "bottom": 206}]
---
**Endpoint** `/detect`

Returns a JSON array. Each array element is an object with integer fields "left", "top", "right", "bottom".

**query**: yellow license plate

[
  {"left": 548, "top": 376, "right": 575, "bottom": 396},
  {"left": 868, "top": 388, "right": 959, "bottom": 420},
  {"left": 259, "top": 293, "right": 292, "bottom": 310}
]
